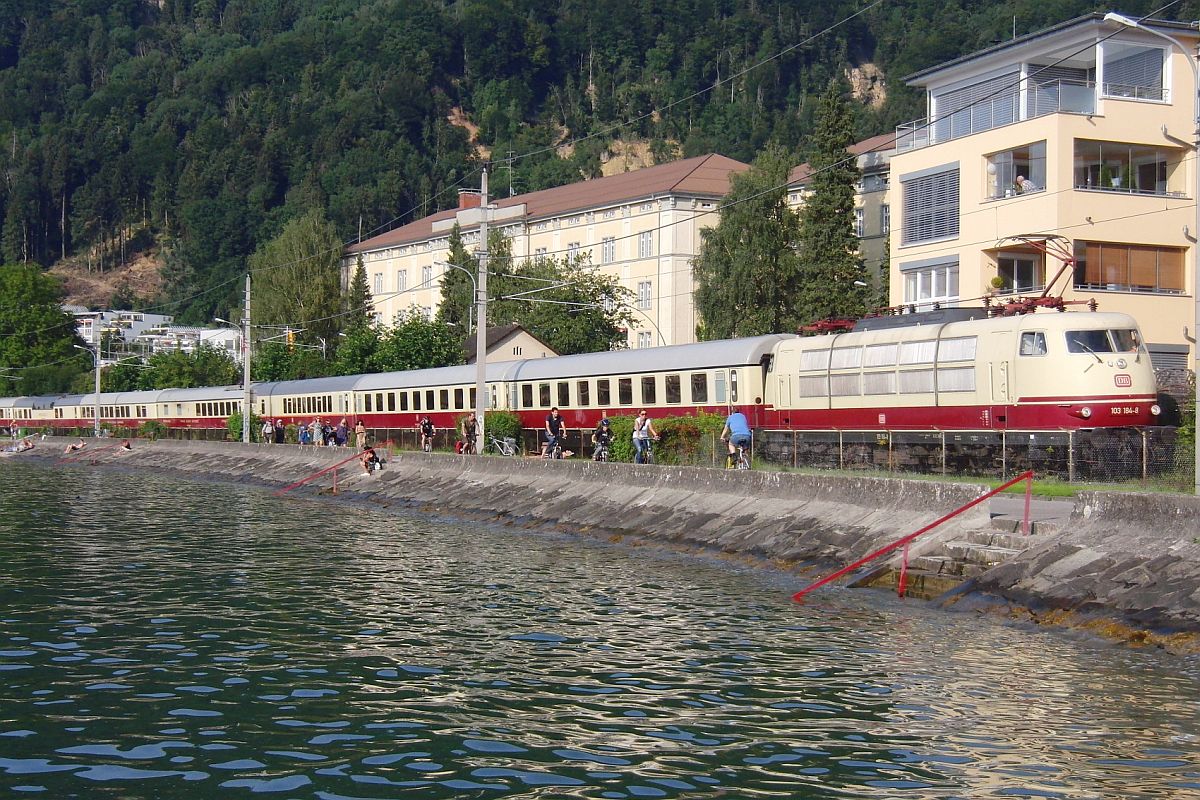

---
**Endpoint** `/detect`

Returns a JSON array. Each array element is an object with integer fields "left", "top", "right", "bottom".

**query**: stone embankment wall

[
  {"left": 25, "top": 438, "right": 1200, "bottom": 647},
  {"left": 948, "top": 490, "right": 1200, "bottom": 640}
]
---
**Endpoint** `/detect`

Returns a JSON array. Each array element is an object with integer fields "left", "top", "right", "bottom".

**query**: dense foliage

[
  {"left": 4, "top": 0, "right": 1189, "bottom": 328},
  {"left": 0, "top": 263, "right": 85, "bottom": 393}
]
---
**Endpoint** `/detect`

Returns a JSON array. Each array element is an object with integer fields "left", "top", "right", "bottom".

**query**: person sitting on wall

[
  {"left": 119, "top": 439, "right": 132, "bottom": 452},
  {"left": 63, "top": 438, "right": 87, "bottom": 454},
  {"left": 360, "top": 443, "right": 382, "bottom": 475}
]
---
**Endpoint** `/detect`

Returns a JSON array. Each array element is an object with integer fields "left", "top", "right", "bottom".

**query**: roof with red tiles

[
  {"left": 346, "top": 153, "right": 750, "bottom": 254},
  {"left": 787, "top": 131, "right": 897, "bottom": 185}
]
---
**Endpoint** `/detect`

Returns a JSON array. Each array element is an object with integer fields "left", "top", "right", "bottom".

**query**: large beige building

[
  {"left": 344, "top": 154, "right": 750, "bottom": 349},
  {"left": 889, "top": 12, "right": 1198, "bottom": 370}
]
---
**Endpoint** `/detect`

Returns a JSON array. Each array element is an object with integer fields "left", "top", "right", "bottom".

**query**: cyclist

[
  {"left": 591, "top": 415, "right": 612, "bottom": 461},
  {"left": 632, "top": 409, "right": 659, "bottom": 464},
  {"left": 543, "top": 406, "right": 568, "bottom": 458},
  {"left": 721, "top": 407, "right": 752, "bottom": 469},
  {"left": 418, "top": 415, "right": 436, "bottom": 452},
  {"left": 459, "top": 412, "right": 478, "bottom": 455}
]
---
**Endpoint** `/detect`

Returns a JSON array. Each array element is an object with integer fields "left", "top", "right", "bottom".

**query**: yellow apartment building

[
  {"left": 343, "top": 154, "right": 749, "bottom": 349},
  {"left": 889, "top": 12, "right": 1198, "bottom": 370}
]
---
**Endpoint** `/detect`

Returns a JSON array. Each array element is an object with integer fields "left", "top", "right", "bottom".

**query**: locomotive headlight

[
  {"left": 1116, "top": 358, "right": 1127, "bottom": 369},
  {"left": 1151, "top": 404, "right": 1162, "bottom": 416},
  {"left": 1079, "top": 406, "right": 1092, "bottom": 419}
]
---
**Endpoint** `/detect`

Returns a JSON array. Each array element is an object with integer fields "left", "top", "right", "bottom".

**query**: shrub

[
  {"left": 138, "top": 420, "right": 167, "bottom": 440},
  {"left": 484, "top": 411, "right": 523, "bottom": 454}
]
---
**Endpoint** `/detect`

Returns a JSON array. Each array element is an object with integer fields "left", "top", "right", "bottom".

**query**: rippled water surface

[{"left": 0, "top": 462, "right": 1197, "bottom": 799}]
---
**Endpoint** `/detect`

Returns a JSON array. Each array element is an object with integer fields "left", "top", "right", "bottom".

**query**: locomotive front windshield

[{"left": 1065, "top": 328, "right": 1140, "bottom": 354}]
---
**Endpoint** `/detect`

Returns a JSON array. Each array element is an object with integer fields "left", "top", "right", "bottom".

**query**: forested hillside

[{"left": 0, "top": 0, "right": 1188, "bottom": 322}]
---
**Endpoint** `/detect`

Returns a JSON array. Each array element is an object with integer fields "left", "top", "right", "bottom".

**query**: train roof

[
  {"left": 354, "top": 360, "right": 525, "bottom": 391},
  {"left": 501, "top": 335, "right": 794, "bottom": 382},
  {"left": 0, "top": 395, "right": 57, "bottom": 410},
  {"left": 254, "top": 375, "right": 362, "bottom": 396},
  {"left": 155, "top": 385, "right": 246, "bottom": 402}
]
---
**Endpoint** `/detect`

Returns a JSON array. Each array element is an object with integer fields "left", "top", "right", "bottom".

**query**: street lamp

[
  {"left": 73, "top": 344, "right": 101, "bottom": 438},
  {"left": 1104, "top": 12, "right": 1200, "bottom": 494}
]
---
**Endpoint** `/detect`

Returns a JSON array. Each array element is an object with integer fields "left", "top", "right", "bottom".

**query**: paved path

[{"left": 990, "top": 495, "right": 1074, "bottom": 526}]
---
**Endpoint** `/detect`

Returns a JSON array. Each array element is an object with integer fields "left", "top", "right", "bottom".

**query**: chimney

[{"left": 458, "top": 189, "right": 481, "bottom": 209}]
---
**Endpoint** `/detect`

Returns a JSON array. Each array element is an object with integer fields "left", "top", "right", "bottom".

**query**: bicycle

[
  {"left": 421, "top": 433, "right": 434, "bottom": 453},
  {"left": 592, "top": 443, "right": 609, "bottom": 462},
  {"left": 489, "top": 434, "right": 518, "bottom": 457},
  {"left": 723, "top": 437, "right": 751, "bottom": 470},
  {"left": 543, "top": 435, "right": 563, "bottom": 460},
  {"left": 635, "top": 436, "right": 658, "bottom": 465},
  {"left": 459, "top": 436, "right": 477, "bottom": 455}
]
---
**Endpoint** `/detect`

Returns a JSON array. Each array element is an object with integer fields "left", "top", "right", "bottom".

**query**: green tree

[
  {"left": 251, "top": 342, "right": 330, "bottom": 382},
  {"left": 344, "top": 254, "right": 374, "bottom": 334},
  {"left": 142, "top": 344, "right": 239, "bottom": 389},
  {"left": 693, "top": 145, "right": 802, "bottom": 340},
  {"left": 0, "top": 264, "right": 86, "bottom": 394},
  {"left": 332, "top": 325, "right": 380, "bottom": 377},
  {"left": 435, "top": 223, "right": 476, "bottom": 333},
  {"left": 795, "top": 81, "right": 869, "bottom": 325},
  {"left": 371, "top": 309, "right": 464, "bottom": 372},
  {"left": 248, "top": 209, "right": 344, "bottom": 350}
]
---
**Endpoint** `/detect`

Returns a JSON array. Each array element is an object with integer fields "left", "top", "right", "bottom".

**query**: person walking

[
  {"left": 354, "top": 419, "right": 367, "bottom": 450},
  {"left": 261, "top": 418, "right": 274, "bottom": 444}
]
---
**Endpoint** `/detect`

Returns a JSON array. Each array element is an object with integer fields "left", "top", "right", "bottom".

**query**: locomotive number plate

[{"left": 1110, "top": 406, "right": 1140, "bottom": 416}]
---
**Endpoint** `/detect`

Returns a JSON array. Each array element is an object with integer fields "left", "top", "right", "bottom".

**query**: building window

[
  {"left": 601, "top": 294, "right": 615, "bottom": 313},
  {"left": 396, "top": 270, "right": 407, "bottom": 292},
  {"left": 513, "top": 346, "right": 522, "bottom": 356},
  {"left": 902, "top": 262, "right": 959, "bottom": 310},
  {"left": 854, "top": 208, "right": 865, "bottom": 237},
  {"left": 1073, "top": 241, "right": 1184, "bottom": 293},
  {"left": 901, "top": 167, "right": 959, "bottom": 244},
  {"left": 567, "top": 242, "right": 581, "bottom": 259},
  {"left": 1074, "top": 139, "right": 1183, "bottom": 194},
  {"left": 534, "top": 247, "right": 548, "bottom": 257},
  {"left": 637, "top": 331, "right": 652, "bottom": 348},
  {"left": 880, "top": 204, "right": 890, "bottom": 234},
  {"left": 638, "top": 231, "right": 654, "bottom": 258},
  {"left": 636, "top": 281, "right": 652, "bottom": 310},
  {"left": 1102, "top": 41, "right": 1165, "bottom": 100},
  {"left": 373, "top": 273, "right": 383, "bottom": 293},
  {"left": 986, "top": 141, "right": 1046, "bottom": 199},
  {"left": 422, "top": 265, "right": 433, "bottom": 286},
  {"left": 996, "top": 254, "right": 1044, "bottom": 293},
  {"left": 601, "top": 237, "right": 615, "bottom": 264}
]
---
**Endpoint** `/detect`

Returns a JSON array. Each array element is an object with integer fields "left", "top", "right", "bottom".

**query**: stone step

[
  {"left": 960, "top": 528, "right": 1041, "bottom": 549},
  {"left": 990, "top": 517, "right": 1060, "bottom": 536},
  {"left": 852, "top": 567, "right": 965, "bottom": 600},
  {"left": 938, "top": 540, "right": 1024, "bottom": 565}
]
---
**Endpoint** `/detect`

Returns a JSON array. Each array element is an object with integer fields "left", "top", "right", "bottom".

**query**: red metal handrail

[
  {"left": 274, "top": 451, "right": 366, "bottom": 496},
  {"left": 792, "top": 470, "right": 1035, "bottom": 601}
]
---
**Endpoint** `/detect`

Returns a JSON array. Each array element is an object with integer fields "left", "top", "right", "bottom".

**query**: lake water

[{"left": 1, "top": 461, "right": 1197, "bottom": 799}]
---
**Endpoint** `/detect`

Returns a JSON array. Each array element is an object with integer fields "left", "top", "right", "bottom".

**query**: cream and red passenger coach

[{"left": 0, "top": 310, "right": 1162, "bottom": 435}]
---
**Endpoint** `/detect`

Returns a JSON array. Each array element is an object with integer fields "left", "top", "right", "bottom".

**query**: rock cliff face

[{"left": 35, "top": 438, "right": 1200, "bottom": 651}]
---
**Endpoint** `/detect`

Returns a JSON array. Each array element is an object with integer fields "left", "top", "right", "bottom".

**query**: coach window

[
  {"left": 665, "top": 374, "right": 681, "bottom": 404},
  {"left": 618, "top": 378, "right": 633, "bottom": 405},
  {"left": 387, "top": 393, "right": 396, "bottom": 411},
  {"left": 522, "top": 384, "right": 533, "bottom": 408},
  {"left": 373, "top": 392, "right": 382, "bottom": 412},
  {"left": 714, "top": 371, "right": 727, "bottom": 403},
  {"left": 641, "top": 376, "right": 656, "bottom": 405},
  {"left": 690, "top": 373, "right": 708, "bottom": 404},
  {"left": 597, "top": 379, "right": 611, "bottom": 406},
  {"left": 454, "top": 388, "right": 464, "bottom": 409},
  {"left": 577, "top": 381, "right": 590, "bottom": 406},
  {"left": 557, "top": 382, "right": 570, "bottom": 407},
  {"left": 439, "top": 389, "right": 449, "bottom": 410},
  {"left": 471, "top": 387, "right": 478, "bottom": 408},
  {"left": 730, "top": 370, "right": 739, "bottom": 403},
  {"left": 400, "top": 392, "right": 409, "bottom": 411},
  {"left": 413, "top": 391, "right": 422, "bottom": 411},
  {"left": 425, "top": 390, "right": 435, "bottom": 410},
  {"left": 1019, "top": 332, "right": 1047, "bottom": 356},
  {"left": 539, "top": 383, "right": 551, "bottom": 407}
]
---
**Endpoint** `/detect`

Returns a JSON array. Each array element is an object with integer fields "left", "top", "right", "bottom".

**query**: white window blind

[{"left": 902, "top": 168, "right": 959, "bottom": 244}]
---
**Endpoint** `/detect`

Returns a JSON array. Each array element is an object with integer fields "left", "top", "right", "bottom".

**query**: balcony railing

[{"left": 897, "top": 80, "right": 1095, "bottom": 152}]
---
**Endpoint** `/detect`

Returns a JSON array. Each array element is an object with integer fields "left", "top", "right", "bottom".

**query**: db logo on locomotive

[{"left": 1113, "top": 374, "right": 1132, "bottom": 387}]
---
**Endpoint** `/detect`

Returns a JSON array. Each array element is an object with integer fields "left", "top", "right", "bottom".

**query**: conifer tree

[
  {"left": 795, "top": 81, "right": 869, "bottom": 325},
  {"left": 693, "top": 145, "right": 802, "bottom": 340},
  {"left": 345, "top": 254, "right": 374, "bottom": 333}
]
